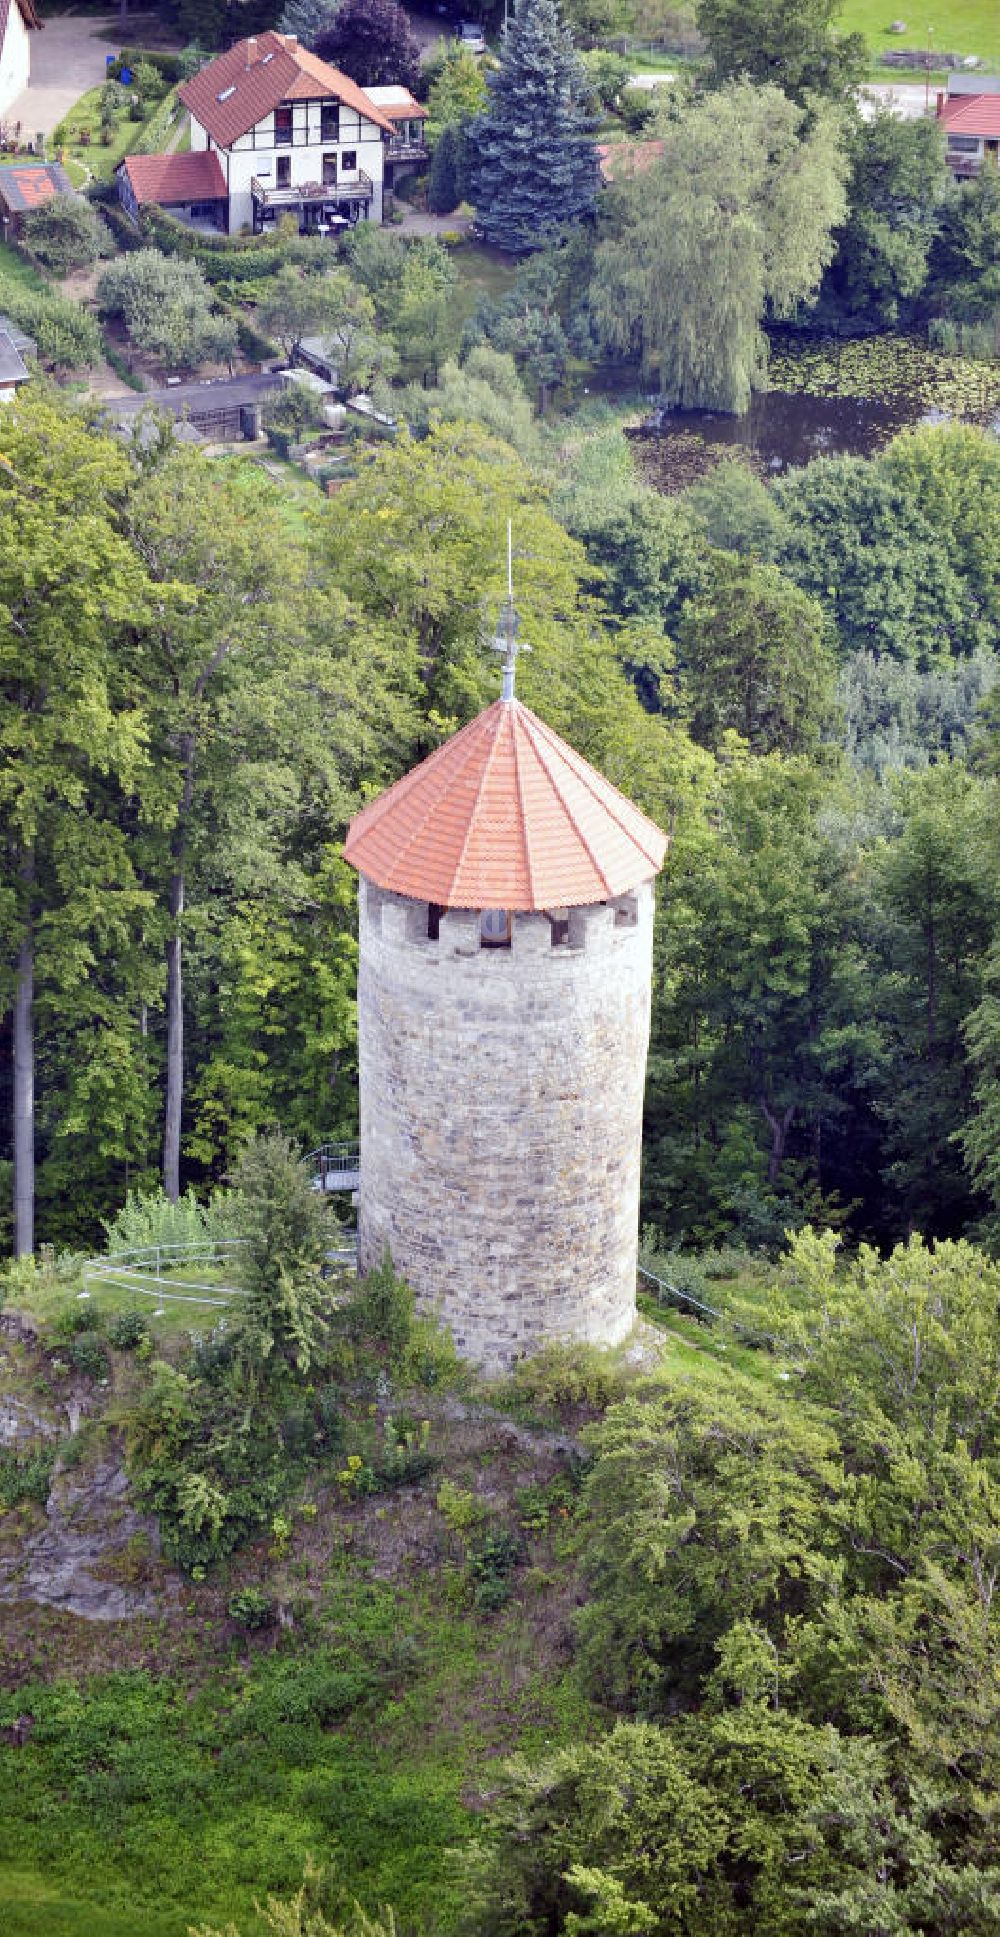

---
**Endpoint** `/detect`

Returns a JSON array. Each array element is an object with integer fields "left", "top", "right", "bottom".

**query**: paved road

[
  {"left": 859, "top": 81, "right": 938, "bottom": 120},
  {"left": 7, "top": 8, "right": 178, "bottom": 141}
]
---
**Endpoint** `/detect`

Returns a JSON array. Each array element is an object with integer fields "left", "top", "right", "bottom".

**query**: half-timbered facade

[{"left": 167, "top": 31, "right": 425, "bottom": 236}]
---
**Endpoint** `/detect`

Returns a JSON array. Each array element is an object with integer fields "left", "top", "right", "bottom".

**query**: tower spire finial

[{"left": 492, "top": 519, "right": 530, "bottom": 701}]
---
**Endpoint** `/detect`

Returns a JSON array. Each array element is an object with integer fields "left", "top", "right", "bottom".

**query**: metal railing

[
  {"left": 83, "top": 1238, "right": 246, "bottom": 1307},
  {"left": 251, "top": 171, "right": 373, "bottom": 206},
  {"left": 637, "top": 1262, "right": 795, "bottom": 1356},
  {"left": 306, "top": 1142, "right": 361, "bottom": 1191}
]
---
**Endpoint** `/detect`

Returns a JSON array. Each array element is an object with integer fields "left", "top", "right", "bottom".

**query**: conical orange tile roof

[{"left": 344, "top": 698, "right": 668, "bottom": 911}]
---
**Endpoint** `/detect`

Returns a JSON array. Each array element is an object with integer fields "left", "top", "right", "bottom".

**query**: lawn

[
  {"left": 51, "top": 85, "right": 183, "bottom": 186},
  {"left": 0, "top": 233, "right": 46, "bottom": 293},
  {"left": 835, "top": 0, "right": 1000, "bottom": 70},
  {"left": 449, "top": 239, "right": 519, "bottom": 328}
]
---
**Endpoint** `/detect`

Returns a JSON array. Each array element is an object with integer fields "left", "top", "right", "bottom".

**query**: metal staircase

[{"left": 306, "top": 1141, "right": 360, "bottom": 1194}]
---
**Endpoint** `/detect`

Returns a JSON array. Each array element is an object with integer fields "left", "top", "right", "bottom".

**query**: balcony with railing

[
  {"left": 386, "top": 133, "right": 427, "bottom": 162},
  {"left": 251, "top": 171, "right": 374, "bottom": 208}
]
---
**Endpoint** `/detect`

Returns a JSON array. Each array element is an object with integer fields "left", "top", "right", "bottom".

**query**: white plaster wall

[
  {"left": 0, "top": 4, "right": 31, "bottom": 122},
  {"left": 357, "top": 882, "right": 657, "bottom": 1371}
]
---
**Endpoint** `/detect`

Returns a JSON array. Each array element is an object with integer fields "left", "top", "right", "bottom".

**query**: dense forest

[
  {"left": 4, "top": 389, "right": 1000, "bottom": 1259},
  {"left": 5, "top": 0, "right": 1000, "bottom": 1930}
]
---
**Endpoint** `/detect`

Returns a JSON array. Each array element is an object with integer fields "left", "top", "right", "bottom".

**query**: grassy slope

[
  {"left": 835, "top": 0, "right": 1000, "bottom": 69},
  {"left": 0, "top": 1259, "right": 782, "bottom": 1936}
]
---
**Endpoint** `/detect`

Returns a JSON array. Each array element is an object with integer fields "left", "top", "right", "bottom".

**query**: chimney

[
  {"left": 284, "top": 34, "right": 298, "bottom": 49},
  {"left": 936, "top": 89, "right": 945, "bottom": 115},
  {"left": 246, "top": 36, "right": 257, "bottom": 65}
]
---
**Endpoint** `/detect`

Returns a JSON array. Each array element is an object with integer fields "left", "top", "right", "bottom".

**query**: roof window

[
  {"left": 217, "top": 84, "right": 237, "bottom": 101},
  {"left": 261, "top": 51, "right": 275, "bottom": 63}
]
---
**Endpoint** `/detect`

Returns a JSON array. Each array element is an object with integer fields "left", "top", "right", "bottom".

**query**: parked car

[{"left": 458, "top": 21, "right": 486, "bottom": 53}]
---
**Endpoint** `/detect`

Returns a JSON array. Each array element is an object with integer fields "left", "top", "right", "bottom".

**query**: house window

[
  {"left": 947, "top": 135, "right": 980, "bottom": 153},
  {"left": 274, "top": 106, "right": 292, "bottom": 145},
  {"left": 322, "top": 151, "right": 337, "bottom": 185},
  {"left": 480, "top": 909, "right": 511, "bottom": 949},
  {"left": 321, "top": 102, "right": 339, "bottom": 140},
  {"left": 341, "top": 149, "right": 357, "bottom": 172},
  {"left": 276, "top": 155, "right": 291, "bottom": 187}
]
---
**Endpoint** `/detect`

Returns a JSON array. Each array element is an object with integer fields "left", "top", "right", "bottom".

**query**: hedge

[
  {"left": 110, "top": 48, "right": 189, "bottom": 84},
  {"left": 0, "top": 273, "right": 101, "bottom": 370}
]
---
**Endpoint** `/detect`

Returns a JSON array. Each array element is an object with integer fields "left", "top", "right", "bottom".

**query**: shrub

[
  {"left": 0, "top": 273, "right": 101, "bottom": 370},
  {"left": 617, "top": 84, "right": 659, "bottom": 133},
  {"left": 69, "top": 1333, "right": 111, "bottom": 1381},
  {"left": 228, "top": 1585, "right": 275, "bottom": 1630},
  {"left": 53, "top": 1300, "right": 103, "bottom": 1341},
  {"left": 469, "top": 1526, "right": 522, "bottom": 1611},
  {"left": 21, "top": 194, "right": 103, "bottom": 272},
  {"left": 506, "top": 1341, "right": 629, "bottom": 1413},
  {"left": 97, "top": 248, "right": 237, "bottom": 370},
  {"left": 107, "top": 1309, "right": 149, "bottom": 1351},
  {"left": 379, "top": 1413, "right": 434, "bottom": 1486},
  {"left": 344, "top": 1252, "right": 414, "bottom": 1364},
  {"left": 104, "top": 1185, "right": 212, "bottom": 1254},
  {"left": 0, "top": 1445, "right": 55, "bottom": 1510}
]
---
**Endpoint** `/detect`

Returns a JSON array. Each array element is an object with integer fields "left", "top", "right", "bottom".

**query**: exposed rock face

[
  {"left": 0, "top": 1455, "right": 164, "bottom": 1622},
  {"left": 357, "top": 881, "right": 656, "bottom": 1370}
]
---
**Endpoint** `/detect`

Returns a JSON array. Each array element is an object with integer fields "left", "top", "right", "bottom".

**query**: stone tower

[{"left": 343, "top": 618, "right": 668, "bottom": 1370}]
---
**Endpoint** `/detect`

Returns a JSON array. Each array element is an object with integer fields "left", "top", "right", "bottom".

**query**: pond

[{"left": 619, "top": 333, "right": 1000, "bottom": 494}]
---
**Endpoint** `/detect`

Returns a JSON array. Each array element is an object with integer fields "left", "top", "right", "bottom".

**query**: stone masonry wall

[{"left": 356, "top": 881, "right": 656, "bottom": 1371}]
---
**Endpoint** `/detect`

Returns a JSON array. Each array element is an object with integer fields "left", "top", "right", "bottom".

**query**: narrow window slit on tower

[
  {"left": 427, "top": 902, "right": 443, "bottom": 940},
  {"left": 548, "top": 908, "right": 570, "bottom": 946}
]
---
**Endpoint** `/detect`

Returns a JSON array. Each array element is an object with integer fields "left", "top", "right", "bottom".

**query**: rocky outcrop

[{"left": 0, "top": 1455, "right": 166, "bottom": 1622}]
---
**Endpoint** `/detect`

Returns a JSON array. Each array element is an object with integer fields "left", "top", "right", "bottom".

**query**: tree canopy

[{"left": 590, "top": 83, "right": 848, "bottom": 411}]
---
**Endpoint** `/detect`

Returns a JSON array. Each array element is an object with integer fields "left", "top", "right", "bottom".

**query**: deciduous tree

[
  {"left": 314, "top": 0, "right": 421, "bottom": 91},
  {"left": 590, "top": 83, "right": 847, "bottom": 411}
]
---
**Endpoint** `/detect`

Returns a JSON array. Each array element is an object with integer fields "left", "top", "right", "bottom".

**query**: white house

[
  {"left": 155, "top": 31, "right": 426, "bottom": 238},
  {"left": 0, "top": 0, "right": 39, "bottom": 125}
]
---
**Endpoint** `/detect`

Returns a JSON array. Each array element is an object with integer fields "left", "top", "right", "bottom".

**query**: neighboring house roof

[
  {"left": 937, "top": 93, "right": 1000, "bottom": 137},
  {"left": 344, "top": 697, "right": 668, "bottom": 912},
  {"left": 0, "top": 0, "right": 41, "bottom": 48},
  {"left": 596, "top": 139, "right": 665, "bottom": 184},
  {"left": 179, "top": 30, "right": 395, "bottom": 146},
  {"left": 118, "top": 151, "right": 229, "bottom": 206},
  {"left": 0, "top": 311, "right": 35, "bottom": 357},
  {"left": 0, "top": 161, "right": 75, "bottom": 214},
  {"left": 363, "top": 84, "right": 428, "bottom": 121},
  {"left": 0, "top": 328, "right": 30, "bottom": 388}
]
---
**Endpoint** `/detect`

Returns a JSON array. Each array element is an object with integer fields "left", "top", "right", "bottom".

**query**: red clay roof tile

[
  {"left": 118, "top": 151, "right": 228, "bottom": 205},
  {"left": 178, "top": 31, "right": 394, "bottom": 147},
  {"left": 344, "top": 699, "right": 668, "bottom": 910},
  {"left": 938, "top": 93, "right": 1000, "bottom": 138}
]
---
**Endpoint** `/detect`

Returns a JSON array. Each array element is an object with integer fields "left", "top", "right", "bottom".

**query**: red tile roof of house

[
  {"left": 118, "top": 151, "right": 228, "bottom": 206},
  {"left": 344, "top": 698, "right": 668, "bottom": 910},
  {"left": 0, "top": 161, "right": 74, "bottom": 215},
  {"left": 179, "top": 31, "right": 395, "bottom": 147},
  {"left": 938, "top": 93, "right": 1000, "bottom": 137},
  {"left": 596, "top": 138, "right": 665, "bottom": 184}
]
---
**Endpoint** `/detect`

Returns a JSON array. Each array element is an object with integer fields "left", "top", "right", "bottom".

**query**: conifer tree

[{"left": 470, "top": 0, "right": 598, "bottom": 255}]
